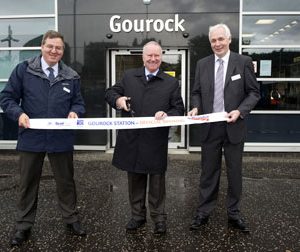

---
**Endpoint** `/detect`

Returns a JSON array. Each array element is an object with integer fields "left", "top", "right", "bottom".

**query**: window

[
  {"left": 241, "top": 0, "right": 300, "bottom": 112},
  {"left": 0, "top": 0, "right": 57, "bottom": 140}
]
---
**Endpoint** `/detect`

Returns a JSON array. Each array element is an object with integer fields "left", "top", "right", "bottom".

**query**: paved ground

[{"left": 0, "top": 150, "right": 299, "bottom": 252}]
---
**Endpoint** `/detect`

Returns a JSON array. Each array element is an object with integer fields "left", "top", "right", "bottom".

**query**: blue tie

[
  {"left": 147, "top": 73, "right": 155, "bottom": 82},
  {"left": 48, "top": 67, "right": 55, "bottom": 82}
]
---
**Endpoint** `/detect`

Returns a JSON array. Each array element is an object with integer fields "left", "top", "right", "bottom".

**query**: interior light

[
  {"left": 256, "top": 19, "right": 276, "bottom": 24},
  {"left": 291, "top": 20, "right": 298, "bottom": 25},
  {"left": 285, "top": 24, "right": 291, "bottom": 28},
  {"left": 279, "top": 28, "right": 285, "bottom": 32},
  {"left": 242, "top": 33, "right": 255, "bottom": 38}
]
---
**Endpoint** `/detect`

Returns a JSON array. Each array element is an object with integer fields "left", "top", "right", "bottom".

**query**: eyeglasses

[{"left": 44, "top": 44, "right": 64, "bottom": 52}]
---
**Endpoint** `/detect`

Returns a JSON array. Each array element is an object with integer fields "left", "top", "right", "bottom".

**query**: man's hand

[
  {"left": 68, "top": 112, "right": 78, "bottom": 119},
  {"left": 18, "top": 113, "right": 30, "bottom": 128},
  {"left": 187, "top": 108, "right": 198, "bottom": 116},
  {"left": 155, "top": 111, "right": 167, "bottom": 120},
  {"left": 227, "top": 110, "right": 241, "bottom": 123},
  {"left": 116, "top": 96, "right": 131, "bottom": 111}
]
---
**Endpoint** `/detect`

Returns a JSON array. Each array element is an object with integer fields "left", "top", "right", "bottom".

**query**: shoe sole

[{"left": 228, "top": 222, "right": 250, "bottom": 233}]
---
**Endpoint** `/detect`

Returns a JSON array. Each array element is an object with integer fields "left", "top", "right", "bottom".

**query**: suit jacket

[
  {"left": 105, "top": 67, "right": 184, "bottom": 174},
  {"left": 191, "top": 51, "right": 260, "bottom": 144}
]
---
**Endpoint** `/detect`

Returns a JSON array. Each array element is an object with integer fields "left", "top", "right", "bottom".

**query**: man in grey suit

[{"left": 188, "top": 23, "right": 260, "bottom": 232}]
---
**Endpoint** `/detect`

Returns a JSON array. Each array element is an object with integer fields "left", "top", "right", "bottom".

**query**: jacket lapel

[
  {"left": 225, "top": 52, "right": 237, "bottom": 87},
  {"left": 135, "top": 67, "right": 148, "bottom": 85}
]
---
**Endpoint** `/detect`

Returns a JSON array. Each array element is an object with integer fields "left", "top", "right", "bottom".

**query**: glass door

[{"left": 109, "top": 49, "right": 186, "bottom": 149}]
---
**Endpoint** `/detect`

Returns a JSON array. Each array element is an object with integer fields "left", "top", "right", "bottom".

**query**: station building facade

[{"left": 0, "top": 0, "right": 299, "bottom": 152}]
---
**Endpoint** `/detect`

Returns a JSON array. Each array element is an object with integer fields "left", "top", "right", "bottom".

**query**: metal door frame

[{"left": 108, "top": 48, "right": 187, "bottom": 149}]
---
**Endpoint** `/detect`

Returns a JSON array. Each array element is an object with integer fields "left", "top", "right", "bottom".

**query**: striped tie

[
  {"left": 213, "top": 58, "right": 224, "bottom": 112},
  {"left": 47, "top": 67, "right": 55, "bottom": 82}
]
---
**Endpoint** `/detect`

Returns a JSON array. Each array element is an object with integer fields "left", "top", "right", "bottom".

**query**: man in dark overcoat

[{"left": 105, "top": 41, "right": 184, "bottom": 234}]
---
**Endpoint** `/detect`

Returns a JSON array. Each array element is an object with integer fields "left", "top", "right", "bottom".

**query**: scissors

[{"left": 126, "top": 97, "right": 135, "bottom": 117}]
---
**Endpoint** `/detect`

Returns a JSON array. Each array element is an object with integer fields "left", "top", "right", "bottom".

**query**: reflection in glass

[
  {"left": 0, "top": 50, "right": 40, "bottom": 79},
  {"left": 243, "top": 0, "right": 300, "bottom": 11},
  {"left": 242, "top": 16, "right": 300, "bottom": 45},
  {"left": 243, "top": 48, "right": 300, "bottom": 78},
  {"left": 0, "top": 0, "right": 54, "bottom": 15},
  {"left": 0, "top": 18, "right": 55, "bottom": 48},
  {"left": 256, "top": 81, "right": 300, "bottom": 110},
  {"left": 0, "top": 82, "right": 6, "bottom": 92}
]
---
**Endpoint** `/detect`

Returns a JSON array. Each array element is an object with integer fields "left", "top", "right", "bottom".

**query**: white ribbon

[{"left": 29, "top": 112, "right": 228, "bottom": 130}]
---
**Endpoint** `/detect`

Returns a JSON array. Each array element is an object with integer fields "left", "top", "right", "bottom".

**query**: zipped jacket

[{"left": 0, "top": 55, "right": 85, "bottom": 152}]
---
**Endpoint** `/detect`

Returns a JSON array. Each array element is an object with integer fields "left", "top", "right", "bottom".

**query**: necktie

[
  {"left": 213, "top": 58, "right": 224, "bottom": 112},
  {"left": 147, "top": 73, "right": 155, "bottom": 82},
  {"left": 48, "top": 67, "right": 55, "bottom": 82}
]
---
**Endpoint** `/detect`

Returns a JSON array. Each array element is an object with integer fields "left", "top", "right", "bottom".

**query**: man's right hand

[
  {"left": 187, "top": 108, "right": 198, "bottom": 116},
  {"left": 116, "top": 96, "right": 131, "bottom": 111},
  {"left": 18, "top": 113, "right": 30, "bottom": 128}
]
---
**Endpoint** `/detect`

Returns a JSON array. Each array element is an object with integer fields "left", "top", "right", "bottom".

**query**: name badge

[
  {"left": 231, "top": 74, "right": 241, "bottom": 81},
  {"left": 63, "top": 87, "right": 70, "bottom": 93}
]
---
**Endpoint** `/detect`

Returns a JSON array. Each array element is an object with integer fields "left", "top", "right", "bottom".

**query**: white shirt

[
  {"left": 145, "top": 68, "right": 159, "bottom": 81},
  {"left": 41, "top": 56, "right": 59, "bottom": 78}
]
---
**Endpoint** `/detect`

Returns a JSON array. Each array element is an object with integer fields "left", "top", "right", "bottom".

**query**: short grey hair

[
  {"left": 143, "top": 41, "right": 162, "bottom": 55},
  {"left": 208, "top": 24, "right": 231, "bottom": 41}
]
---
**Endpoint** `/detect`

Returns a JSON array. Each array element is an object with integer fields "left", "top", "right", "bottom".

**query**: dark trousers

[
  {"left": 16, "top": 151, "right": 79, "bottom": 230},
  {"left": 197, "top": 122, "right": 244, "bottom": 219},
  {"left": 127, "top": 172, "right": 166, "bottom": 223}
]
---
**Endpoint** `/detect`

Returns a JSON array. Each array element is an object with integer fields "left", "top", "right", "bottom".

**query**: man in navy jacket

[{"left": 0, "top": 30, "right": 86, "bottom": 247}]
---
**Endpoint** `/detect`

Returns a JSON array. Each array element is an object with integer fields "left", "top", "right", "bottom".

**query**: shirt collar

[
  {"left": 41, "top": 56, "right": 59, "bottom": 76},
  {"left": 145, "top": 68, "right": 159, "bottom": 77},
  {"left": 215, "top": 50, "right": 230, "bottom": 64}
]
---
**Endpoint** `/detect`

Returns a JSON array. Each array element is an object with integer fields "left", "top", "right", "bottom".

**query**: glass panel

[
  {"left": 0, "top": 50, "right": 40, "bottom": 79},
  {"left": 242, "top": 48, "right": 300, "bottom": 78},
  {"left": 114, "top": 53, "right": 183, "bottom": 144},
  {"left": 0, "top": 112, "right": 18, "bottom": 140},
  {"left": 242, "top": 16, "right": 300, "bottom": 46},
  {"left": 0, "top": 0, "right": 54, "bottom": 15},
  {"left": 246, "top": 114, "right": 300, "bottom": 142},
  {"left": 58, "top": 0, "right": 239, "bottom": 15},
  {"left": 0, "top": 18, "right": 55, "bottom": 48},
  {"left": 257, "top": 81, "right": 300, "bottom": 110},
  {"left": 0, "top": 81, "right": 6, "bottom": 92},
  {"left": 243, "top": 0, "right": 300, "bottom": 11},
  {"left": 59, "top": 13, "right": 239, "bottom": 57}
]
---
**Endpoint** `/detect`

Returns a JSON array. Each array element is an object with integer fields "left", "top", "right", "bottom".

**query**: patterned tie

[
  {"left": 147, "top": 73, "right": 155, "bottom": 82},
  {"left": 47, "top": 67, "right": 55, "bottom": 82},
  {"left": 213, "top": 58, "right": 224, "bottom": 112}
]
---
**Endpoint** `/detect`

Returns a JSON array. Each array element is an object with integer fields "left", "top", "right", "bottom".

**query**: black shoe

[
  {"left": 10, "top": 229, "right": 31, "bottom": 247},
  {"left": 228, "top": 218, "right": 250, "bottom": 233},
  {"left": 154, "top": 221, "right": 166, "bottom": 235},
  {"left": 66, "top": 221, "right": 87, "bottom": 236},
  {"left": 126, "top": 218, "right": 146, "bottom": 231},
  {"left": 190, "top": 215, "right": 209, "bottom": 230}
]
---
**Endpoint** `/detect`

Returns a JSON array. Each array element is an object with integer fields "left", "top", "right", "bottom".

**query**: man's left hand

[
  {"left": 226, "top": 110, "right": 240, "bottom": 123},
  {"left": 155, "top": 111, "right": 167, "bottom": 120},
  {"left": 68, "top": 112, "right": 78, "bottom": 119}
]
